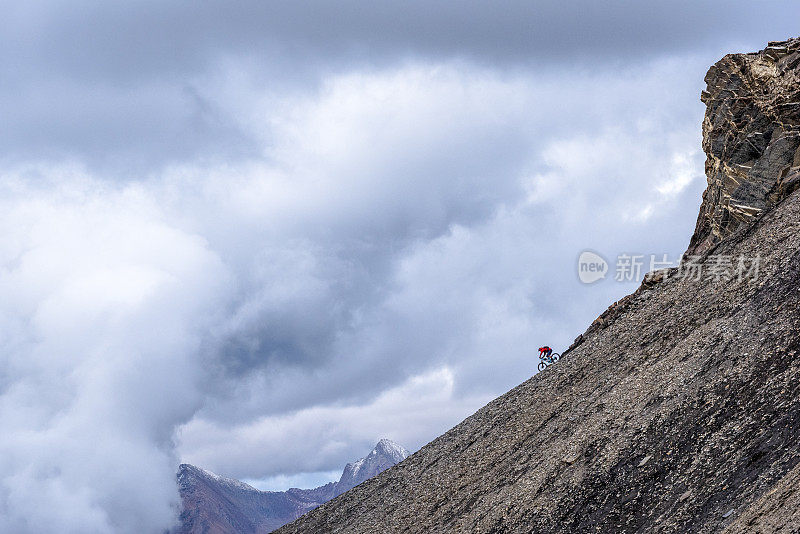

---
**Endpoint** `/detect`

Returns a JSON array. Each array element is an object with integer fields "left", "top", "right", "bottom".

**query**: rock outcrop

[
  {"left": 688, "top": 37, "right": 800, "bottom": 255},
  {"left": 276, "top": 38, "right": 800, "bottom": 534},
  {"left": 176, "top": 439, "right": 408, "bottom": 533}
]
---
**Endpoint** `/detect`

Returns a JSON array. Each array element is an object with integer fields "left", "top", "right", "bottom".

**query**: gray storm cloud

[
  {"left": 2, "top": 1, "right": 798, "bottom": 169},
  {"left": 1, "top": 2, "right": 799, "bottom": 532}
]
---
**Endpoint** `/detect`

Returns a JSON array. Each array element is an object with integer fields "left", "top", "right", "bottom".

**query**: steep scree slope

[{"left": 276, "top": 39, "right": 800, "bottom": 534}]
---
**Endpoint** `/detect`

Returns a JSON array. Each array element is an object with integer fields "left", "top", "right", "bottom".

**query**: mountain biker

[{"left": 538, "top": 346, "right": 553, "bottom": 359}]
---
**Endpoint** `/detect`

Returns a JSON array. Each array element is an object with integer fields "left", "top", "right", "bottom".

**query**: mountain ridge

[{"left": 176, "top": 439, "right": 409, "bottom": 533}]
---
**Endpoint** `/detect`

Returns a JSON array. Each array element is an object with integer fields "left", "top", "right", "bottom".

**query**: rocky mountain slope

[
  {"left": 276, "top": 38, "right": 800, "bottom": 534},
  {"left": 176, "top": 439, "right": 408, "bottom": 533}
]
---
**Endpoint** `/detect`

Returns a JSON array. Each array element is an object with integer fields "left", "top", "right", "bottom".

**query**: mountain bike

[{"left": 537, "top": 352, "right": 560, "bottom": 372}]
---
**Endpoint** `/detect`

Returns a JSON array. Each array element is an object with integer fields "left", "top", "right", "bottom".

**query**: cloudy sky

[{"left": 2, "top": 2, "right": 799, "bottom": 532}]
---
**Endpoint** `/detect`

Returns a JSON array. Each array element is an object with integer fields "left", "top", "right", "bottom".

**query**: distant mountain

[
  {"left": 332, "top": 439, "right": 409, "bottom": 497},
  {"left": 175, "top": 439, "right": 409, "bottom": 534}
]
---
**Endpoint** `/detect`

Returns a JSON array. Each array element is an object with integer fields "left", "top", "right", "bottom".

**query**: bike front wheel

[{"left": 537, "top": 361, "right": 547, "bottom": 372}]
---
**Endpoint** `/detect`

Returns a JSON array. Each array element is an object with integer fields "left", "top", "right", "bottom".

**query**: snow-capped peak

[
  {"left": 179, "top": 463, "right": 258, "bottom": 493},
  {"left": 331, "top": 439, "right": 410, "bottom": 497},
  {"left": 374, "top": 439, "right": 410, "bottom": 463}
]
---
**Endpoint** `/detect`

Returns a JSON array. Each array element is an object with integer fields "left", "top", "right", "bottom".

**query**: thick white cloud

[
  {"left": 0, "top": 172, "right": 232, "bottom": 532},
  {"left": 2, "top": 53, "right": 708, "bottom": 532}
]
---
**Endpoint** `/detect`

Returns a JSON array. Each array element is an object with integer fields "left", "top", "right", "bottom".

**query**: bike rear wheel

[{"left": 551, "top": 353, "right": 560, "bottom": 362}]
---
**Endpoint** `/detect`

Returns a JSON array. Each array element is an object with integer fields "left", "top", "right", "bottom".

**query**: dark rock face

[
  {"left": 277, "top": 39, "right": 800, "bottom": 534},
  {"left": 688, "top": 38, "right": 800, "bottom": 255},
  {"left": 723, "top": 460, "right": 800, "bottom": 533},
  {"left": 176, "top": 440, "right": 408, "bottom": 533}
]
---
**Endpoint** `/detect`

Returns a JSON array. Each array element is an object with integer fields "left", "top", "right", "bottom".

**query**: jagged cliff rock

[
  {"left": 176, "top": 439, "right": 408, "bottom": 533},
  {"left": 277, "top": 39, "right": 800, "bottom": 534},
  {"left": 688, "top": 37, "right": 800, "bottom": 255}
]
